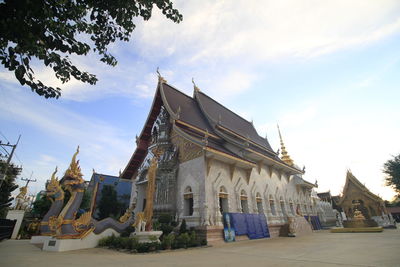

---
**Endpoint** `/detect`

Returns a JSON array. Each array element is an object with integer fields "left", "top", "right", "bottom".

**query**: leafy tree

[
  {"left": 384, "top": 154, "right": 400, "bottom": 197},
  {"left": 80, "top": 189, "right": 92, "bottom": 211},
  {"left": 0, "top": 161, "right": 21, "bottom": 218},
  {"left": 31, "top": 194, "right": 52, "bottom": 218},
  {"left": 97, "top": 185, "right": 120, "bottom": 220},
  {"left": 0, "top": 0, "right": 182, "bottom": 98}
]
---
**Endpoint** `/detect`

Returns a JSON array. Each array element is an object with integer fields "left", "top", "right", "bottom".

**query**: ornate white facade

[{"left": 123, "top": 78, "right": 318, "bottom": 240}]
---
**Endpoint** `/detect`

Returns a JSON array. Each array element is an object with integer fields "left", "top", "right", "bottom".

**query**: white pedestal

[
  {"left": 42, "top": 228, "right": 119, "bottom": 252},
  {"left": 30, "top": 235, "right": 52, "bottom": 244},
  {"left": 6, "top": 210, "right": 25, "bottom": 239},
  {"left": 131, "top": 231, "right": 163, "bottom": 243}
]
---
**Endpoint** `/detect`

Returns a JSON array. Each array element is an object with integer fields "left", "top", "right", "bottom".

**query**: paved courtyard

[{"left": 1, "top": 229, "right": 400, "bottom": 267}]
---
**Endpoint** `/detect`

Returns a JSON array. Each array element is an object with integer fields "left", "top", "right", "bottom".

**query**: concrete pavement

[{"left": 1, "top": 229, "right": 399, "bottom": 267}]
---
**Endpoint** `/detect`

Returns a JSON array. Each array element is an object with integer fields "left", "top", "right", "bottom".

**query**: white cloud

[
  {"left": 135, "top": 0, "right": 400, "bottom": 62},
  {"left": 4, "top": 1, "right": 399, "bottom": 102},
  {"left": 0, "top": 86, "right": 134, "bottom": 194}
]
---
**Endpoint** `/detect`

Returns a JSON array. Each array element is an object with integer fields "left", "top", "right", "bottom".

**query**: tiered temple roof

[
  {"left": 338, "top": 170, "right": 383, "bottom": 205},
  {"left": 121, "top": 78, "right": 303, "bottom": 180}
]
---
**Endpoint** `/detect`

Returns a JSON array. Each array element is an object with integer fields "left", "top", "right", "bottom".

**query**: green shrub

[
  {"left": 152, "top": 220, "right": 161, "bottom": 231},
  {"left": 98, "top": 234, "right": 117, "bottom": 247},
  {"left": 130, "top": 236, "right": 139, "bottom": 251},
  {"left": 120, "top": 237, "right": 131, "bottom": 249},
  {"left": 98, "top": 237, "right": 108, "bottom": 247},
  {"left": 200, "top": 238, "right": 207, "bottom": 246},
  {"left": 179, "top": 219, "right": 187, "bottom": 234},
  {"left": 188, "top": 230, "right": 199, "bottom": 247},
  {"left": 160, "top": 224, "right": 174, "bottom": 236},
  {"left": 111, "top": 236, "right": 123, "bottom": 249},
  {"left": 120, "top": 225, "right": 135, "bottom": 237},
  {"left": 176, "top": 233, "right": 190, "bottom": 249},
  {"left": 158, "top": 213, "right": 172, "bottom": 224},
  {"left": 161, "top": 233, "right": 175, "bottom": 249}
]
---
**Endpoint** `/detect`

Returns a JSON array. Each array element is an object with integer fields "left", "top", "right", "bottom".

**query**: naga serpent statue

[
  {"left": 39, "top": 167, "right": 65, "bottom": 236},
  {"left": 56, "top": 147, "right": 135, "bottom": 239}
]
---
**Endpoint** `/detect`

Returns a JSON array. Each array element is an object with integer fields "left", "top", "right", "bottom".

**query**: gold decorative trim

[
  {"left": 175, "top": 120, "right": 220, "bottom": 139},
  {"left": 246, "top": 148, "right": 301, "bottom": 174},
  {"left": 204, "top": 147, "right": 256, "bottom": 168}
]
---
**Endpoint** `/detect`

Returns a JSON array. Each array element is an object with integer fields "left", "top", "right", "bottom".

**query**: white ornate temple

[{"left": 121, "top": 76, "right": 318, "bottom": 241}]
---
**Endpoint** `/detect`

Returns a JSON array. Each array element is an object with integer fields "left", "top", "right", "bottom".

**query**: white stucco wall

[
  {"left": 176, "top": 156, "right": 206, "bottom": 228},
  {"left": 204, "top": 158, "right": 316, "bottom": 226}
]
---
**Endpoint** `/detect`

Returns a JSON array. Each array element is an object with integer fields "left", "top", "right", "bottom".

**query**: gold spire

[{"left": 277, "top": 125, "right": 294, "bottom": 166}]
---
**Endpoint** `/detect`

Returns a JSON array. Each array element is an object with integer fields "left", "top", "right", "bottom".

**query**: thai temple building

[
  {"left": 337, "top": 171, "right": 394, "bottom": 227},
  {"left": 121, "top": 76, "right": 319, "bottom": 241}
]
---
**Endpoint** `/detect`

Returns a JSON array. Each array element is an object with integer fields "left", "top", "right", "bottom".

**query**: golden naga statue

[
  {"left": 63, "top": 146, "right": 85, "bottom": 191},
  {"left": 46, "top": 167, "right": 64, "bottom": 202},
  {"left": 119, "top": 206, "right": 134, "bottom": 223},
  {"left": 15, "top": 186, "right": 29, "bottom": 210}
]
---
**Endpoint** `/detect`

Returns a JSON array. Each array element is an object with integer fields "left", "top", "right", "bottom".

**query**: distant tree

[
  {"left": 97, "top": 185, "right": 120, "bottom": 220},
  {"left": 80, "top": 189, "right": 92, "bottom": 211},
  {"left": 0, "top": 161, "right": 21, "bottom": 218},
  {"left": 383, "top": 154, "right": 400, "bottom": 197},
  {"left": 0, "top": 0, "right": 182, "bottom": 99},
  {"left": 31, "top": 194, "right": 52, "bottom": 218}
]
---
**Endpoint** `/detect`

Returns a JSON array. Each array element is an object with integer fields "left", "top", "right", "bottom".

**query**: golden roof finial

[
  {"left": 192, "top": 78, "right": 200, "bottom": 92},
  {"left": 277, "top": 125, "right": 294, "bottom": 166},
  {"left": 157, "top": 67, "right": 167, "bottom": 83}
]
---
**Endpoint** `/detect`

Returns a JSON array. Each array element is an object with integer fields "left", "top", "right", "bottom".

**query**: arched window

[
  {"left": 256, "top": 193, "right": 263, "bottom": 214},
  {"left": 219, "top": 186, "right": 229, "bottom": 214},
  {"left": 269, "top": 195, "right": 276, "bottom": 216},
  {"left": 240, "top": 190, "right": 249, "bottom": 213},
  {"left": 280, "top": 196, "right": 287, "bottom": 216},
  {"left": 183, "top": 186, "right": 193, "bottom": 216}
]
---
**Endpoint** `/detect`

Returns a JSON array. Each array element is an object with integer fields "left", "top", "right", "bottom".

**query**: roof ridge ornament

[
  {"left": 156, "top": 67, "right": 167, "bottom": 84},
  {"left": 192, "top": 78, "right": 200, "bottom": 92},
  {"left": 277, "top": 124, "right": 294, "bottom": 166}
]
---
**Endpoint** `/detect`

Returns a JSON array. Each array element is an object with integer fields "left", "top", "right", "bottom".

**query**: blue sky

[{"left": 1, "top": 0, "right": 400, "bottom": 200}]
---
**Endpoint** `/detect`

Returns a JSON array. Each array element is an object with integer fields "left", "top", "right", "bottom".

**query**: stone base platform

[
  {"left": 30, "top": 235, "right": 51, "bottom": 244},
  {"left": 330, "top": 227, "right": 383, "bottom": 233},
  {"left": 195, "top": 226, "right": 224, "bottom": 244},
  {"left": 290, "top": 216, "right": 313, "bottom": 237},
  {"left": 131, "top": 231, "right": 162, "bottom": 243},
  {"left": 42, "top": 228, "right": 119, "bottom": 252}
]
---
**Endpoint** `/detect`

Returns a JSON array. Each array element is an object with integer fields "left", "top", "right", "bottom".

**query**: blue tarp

[
  {"left": 226, "top": 213, "right": 270, "bottom": 239},
  {"left": 230, "top": 213, "right": 248, "bottom": 235},
  {"left": 259, "top": 214, "right": 270, "bottom": 238},
  {"left": 304, "top": 216, "right": 322, "bottom": 230}
]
